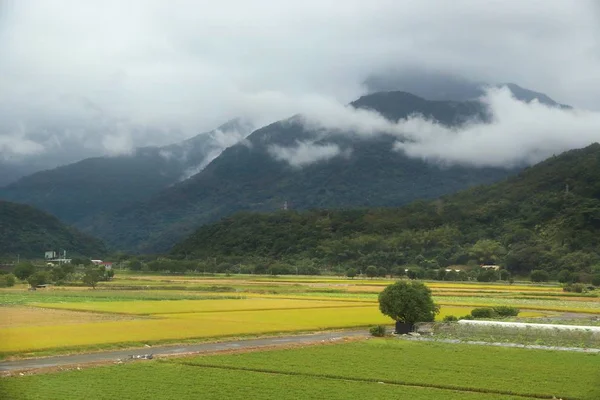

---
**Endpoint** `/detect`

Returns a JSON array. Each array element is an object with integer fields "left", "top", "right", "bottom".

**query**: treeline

[
  {"left": 1, "top": 261, "right": 114, "bottom": 288},
  {"left": 170, "top": 144, "right": 600, "bottom": 282}
]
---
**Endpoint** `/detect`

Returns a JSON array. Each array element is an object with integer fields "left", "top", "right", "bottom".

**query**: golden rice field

[
  {"left": 31, "top": 298, "right": 374, "bottom": 315},
  {"left": 0, "top": 274, "right": 594, "bottom": 357},
  {"left": 0, "top": 298, "right": 476, "bottom": 355}
]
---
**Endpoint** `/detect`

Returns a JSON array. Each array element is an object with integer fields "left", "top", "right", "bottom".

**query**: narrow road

[{"left": 0, "top": 330, "right": 368, "bottom": 372}]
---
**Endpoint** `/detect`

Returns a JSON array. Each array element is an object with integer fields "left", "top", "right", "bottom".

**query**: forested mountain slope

[
  {"left": 0, "top": 200, "right": 106, "bottom": 259},
  {"left": 172, "top": 144, "right": 600, "bottom": 275},
  {"left": 0, "top": 119, "right": 253, "bottom": 224}
]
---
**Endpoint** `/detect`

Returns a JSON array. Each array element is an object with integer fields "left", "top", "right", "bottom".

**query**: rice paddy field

[
  {"left": 0, "top": 274, "right": 598, "bottom": 359},
  {"left": 2, "top": 339, "right": 599, "bottom": 400}
]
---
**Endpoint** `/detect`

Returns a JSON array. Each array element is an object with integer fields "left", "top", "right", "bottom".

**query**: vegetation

[
  {"left": 176, "top": 339, "right": 599, "bottom": 399},
  {"left": 378, "top": 281, "right": 438, "bottom": 325},
  {"left": 171, "top": 144, "right": 600, "bottom": 278},
  {"left": 0, "top": 200, "right": 106, "bottom": 259},
  {"left": 369, "top": 325, "right": 387, "bottom": 337},
  {"left": 0, "top": 273, "right": 15, "bottom": 287},
  {"left": 0, "top": 360, "right": 531, "bottom": 400},
  {"left": 0, "top": 119, "right": 251, "bottom": 225}
]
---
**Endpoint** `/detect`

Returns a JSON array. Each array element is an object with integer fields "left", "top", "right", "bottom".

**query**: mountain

[
  {"left": 0, "top": 200, "right": 107, "bottom": 259},
  {"left": 172, "top": 144, "right": 600, "bottom": 276},
  {"left": 363, "top": 70, "right": 569, "bottom": 108},
  {"left": 86, "top": 91, "right": 516, "bottom": 253},
  {"left": 0, "top": 119, "right": 254, "bottom": 224}
]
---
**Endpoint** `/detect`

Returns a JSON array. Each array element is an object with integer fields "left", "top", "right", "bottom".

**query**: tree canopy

[{"left": 378, "top": 281, "right": 439, "bottom": 324}]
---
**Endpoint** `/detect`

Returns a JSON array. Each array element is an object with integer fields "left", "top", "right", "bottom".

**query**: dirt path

[{"left": 0, "top": 330, "right": 369, "bottom": 373}]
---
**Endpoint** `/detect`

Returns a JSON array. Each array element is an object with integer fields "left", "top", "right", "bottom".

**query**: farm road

[{"left": 0, "top": 330, "right": 369, "bottom": 373}]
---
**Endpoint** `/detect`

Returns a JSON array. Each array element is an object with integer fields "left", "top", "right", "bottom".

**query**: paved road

[{"left": 0, "top": 330, "right": 368, "bottom": 372}]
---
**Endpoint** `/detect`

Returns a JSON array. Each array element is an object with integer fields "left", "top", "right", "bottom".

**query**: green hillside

[
  {"left": 0, "top": 200, "right": 106, "bottom": 259},
  {"left": 172, "top": 144, "right": 600, "bottom": 276}
]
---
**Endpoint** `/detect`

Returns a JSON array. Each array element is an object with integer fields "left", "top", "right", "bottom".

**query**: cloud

[
  {"left": 0, "top": 132, "right": 45, "bottom": 161},
  {"left": 1, "top": 0, "right": 600, "bottom": 170},
  {"left": 293, "top": 86, "right": 600, "bottom": 168},
  {"left": 268, "top": 141, "right": 347, "bottom": 167},
  {"left": 394, "top": 88, "right": 600, "bottom": 167}
]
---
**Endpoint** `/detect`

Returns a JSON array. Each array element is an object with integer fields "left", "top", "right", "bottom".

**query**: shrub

[
  {"left": 459, "top": 314, "right": 474, "bottom": 320},
  {"left": 443, "top": 315, "right": 458, "bottom": 322},
  {"left": 530, "top": 270, "right": 549, "bottom": 282},
  {"left": 369, "top": 325, "right": 387, "bottom": 337},
  {"left": 0, "top": 273, "right": 16, "bottom": 287},
  {"left": 27, "top": 271, "right": 49, "bottom": 288},
  {"left": 470, "top": 307, "right": 498, "bottom": 319},
  {"left": 563, "top": 283, "right": 587, "bottom": 293},
  {"left": 492, "top": 306, "right": 519, "bottom": 317},
  {"left": 557, "top": 269, "right": 572, "bottom": 283},
  {"left": 346, "top": 268, "right": 357, "bottom": 279}
]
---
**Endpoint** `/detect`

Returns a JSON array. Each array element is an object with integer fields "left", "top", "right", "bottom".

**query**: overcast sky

[{"left": 1, "top": 0, "right": 600, "bottom": 165}]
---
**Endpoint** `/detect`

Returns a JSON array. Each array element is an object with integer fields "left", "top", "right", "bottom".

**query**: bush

[
  {"left": 470, "top": 307, "right": 498, "bottom": 319},
  {"left": 530, "top": 270, "right": 549, "bottom": 283},
  {"left": 27, "top": 271, "right": 49, "bottom": 288},
  {"left": 443, "top": 315, "right": 458, "bottom": 322},
  {"left": 346, "top": 268, "right": 357, "bottom": 279},
  {"left": 492, "top": 306, "right": 520, "bottom": 317},
  {"left": 0, "top": 273, "right": 16, "bottom": 287},
  {"left": 563, "top": 283, "right": 587, "bottom": 293},
  {"left": 369, "top": 325, "right": 387, "bottom": 337}
]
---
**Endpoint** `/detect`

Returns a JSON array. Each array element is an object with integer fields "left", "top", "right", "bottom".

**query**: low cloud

[
  {"left": 0, "top": 129, "right": 46, "bottom": 161},
  {"left": 287, "top": 86, "right": 600, "bottom": 168},
  {"left": 268, "top": 141, "right": 347, "bottom": 167},
  {"left": 394, "top": 88, "right": 600, "bottom": 167}
]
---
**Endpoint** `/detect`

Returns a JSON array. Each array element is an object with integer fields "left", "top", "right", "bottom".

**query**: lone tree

[{"left": 378, "top": 281, "right": 439, "bottom": 333}]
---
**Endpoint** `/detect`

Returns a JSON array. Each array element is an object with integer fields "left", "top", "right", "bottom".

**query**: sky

[{"left": 1, "top": 0, "right": 600, "bottom": 168}]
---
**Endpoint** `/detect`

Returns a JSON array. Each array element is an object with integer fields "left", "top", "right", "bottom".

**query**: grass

[
  {"left": 174, "top": 339, "right": 600, "bottom": 399},
  {"left": 0, "top": 361, "right": 528, "bottom": 400}
]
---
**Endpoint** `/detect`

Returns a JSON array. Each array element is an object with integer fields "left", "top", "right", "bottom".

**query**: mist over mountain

[
  {"left": 83, "top": 90, "right": 517, "bottom": 253},
  {"left": 363, "top": 70, "right": 567, "bottom": 108},
  {"left": 0, "top": 118, "right": 253, "bottom": 224}
]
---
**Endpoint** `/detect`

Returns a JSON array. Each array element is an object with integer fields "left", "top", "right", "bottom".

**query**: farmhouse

[{"left": 480, "top": 264, "right": 501, "bottom": 271}]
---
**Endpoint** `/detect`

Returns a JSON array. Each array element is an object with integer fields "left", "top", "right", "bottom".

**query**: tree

[
  {"left": 378, "top": 281, "right": 439, "bottom": 327},
  {"left": 468, "top": 239, "right": 506, "bottom": 265},
  {"left": 13, "top": 262, "right": 36, "bottom": 281},
  {"left": 365, "top": 265, "right": 378, "bottom": 278},
  {"left": 0, "top": 273, "right": 16, "bottom": 287},
  {"left": 530, "top": 269, "right": 549, "bottom": 283},
  {"left": 83, "top": 268, "right": 101, "bottom": 289},
  {"left": 27, "top": 271, "right": 49, "bottom": 288},
  {"left": 557, "top": 269, "right": 572, "bottom": 283},
  {"left": 591, "top": 274, "right": 600, "bottom": 287},
  {"left": 377, "top": 266, "right": 388, "bottom": 278},
  {"left": 346, "top": 268, "right": 357, "bottom": 279},
  {"left": 129, "top": 260, "right": 143, "bottom": 271}
]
